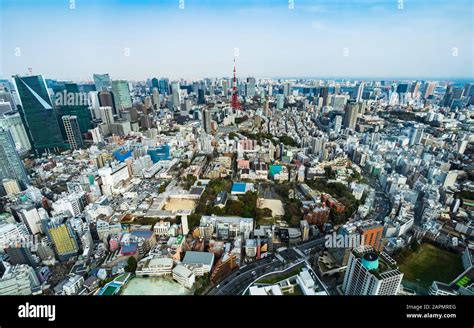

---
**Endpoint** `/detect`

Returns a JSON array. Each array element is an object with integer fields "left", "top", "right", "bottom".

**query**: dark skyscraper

[
  {"left": 98, "top": 91, "right": 117, "bottom": 115},
  {"left": 12, "top": 75, "right": 66, "bottom": 154},
  {"left": 57, "top": 83, "right": 92, "bottom": 135},
  {"left": 151, "top": 77, "right": 159, "bottom": 90},
  {"left": 343, "top": 101, "right": 359, "bottom": 130},
  {"left": 320, "top": 86, "right": 329, "bottom": 106},
  {"left": 6, "top": 247, "right": 38, "bottom": 268},
  {"left": 202, "top": 109, "right": 212, "bottom": 133},
  {"left": 62, "top": 115, "right": 84, "bottom": 150},
  {"left": 159, "top": 78, "right": 169, "bottom": 95},
  {"left": 198, "top": 89, "right": 205, "bottom": 105}
]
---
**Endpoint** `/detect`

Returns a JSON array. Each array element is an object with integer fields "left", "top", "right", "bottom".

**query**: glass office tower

[
  {"left": 93, "top": 73, "right": 112, "bottom": 92},
  {"left": 12, "top": 75, "right": 66, "bottom": 155},
  {"left": 112, "top": 80, "right": 133, "bottom": 111},
  {"left": 56, "top": 83, "right": 93, "bottom": 135}
]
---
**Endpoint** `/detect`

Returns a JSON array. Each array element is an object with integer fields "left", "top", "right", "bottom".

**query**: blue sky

[{"left": 0, "top": 0, "right": 472, "bottom": 81}]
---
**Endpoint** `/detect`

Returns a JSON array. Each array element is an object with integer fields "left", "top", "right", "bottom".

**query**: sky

[{"left": 0, "top": 0, "right": 473, "bottom": 81}]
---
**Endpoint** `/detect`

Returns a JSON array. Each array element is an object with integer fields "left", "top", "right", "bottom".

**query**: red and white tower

[{"left": 231, "top": 58, "right": 241, "bottom": 110}]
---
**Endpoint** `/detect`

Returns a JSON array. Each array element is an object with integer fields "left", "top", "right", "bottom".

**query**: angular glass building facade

[
  {"left": 12, "top": 75, "right": 66, "bottom": 155},
  {"left": 93, "top": 73, "right": 112, "bottom": 92}
]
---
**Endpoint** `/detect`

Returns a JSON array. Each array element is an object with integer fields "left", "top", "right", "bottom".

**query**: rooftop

[{"left": 182, "top": 251, "right": 215, "bottom": 267}]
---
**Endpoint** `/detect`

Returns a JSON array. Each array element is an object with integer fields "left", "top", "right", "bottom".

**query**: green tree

[
  {"left": 188, "top": 213, "right": 202, "bottom": 230},
  {"left": 410, "top": 240, "right": 420, "bottom": 252},
  {"left": 159, "top": 184, "right": 167, "bottom": 193},
  {"left": 125, "top": 256, "right": 138, "bottom": 273}
]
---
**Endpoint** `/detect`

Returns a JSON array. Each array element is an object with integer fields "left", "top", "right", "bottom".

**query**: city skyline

[{"left": 1, "top": 0, "right": 473, "bottom": 81}]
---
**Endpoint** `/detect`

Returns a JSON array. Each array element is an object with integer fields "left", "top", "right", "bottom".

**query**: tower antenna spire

[{"left": 231, "top": 57, "right": 241, "bottom": 110}]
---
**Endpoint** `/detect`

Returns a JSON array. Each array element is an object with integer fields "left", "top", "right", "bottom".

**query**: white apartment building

[
  {"left": 0, "top": 264, "right": 40, "bottom": 295},
  {"left": 136, "top": 257, "right": 173, "bottom": 277},
  {"left": 342, "top": 246, "right": 403, "bottom": 295},
  {"left": 153, "top": 221, "right": 171, "bottom": 237},
  {"left": 52, "top": 192, "right": 86, "bottom": 217},
  {"left": 98, "top": 163, "right": 130, "bottom": 195},
  {"left": 0, "top": 222, "right": 29, "bottom": 250},
  {"left": 62, "top": 275, "right": 84, "bottom": 295},
  {"left": 172, "top": 264, "right": 195, "bottom": 289}
]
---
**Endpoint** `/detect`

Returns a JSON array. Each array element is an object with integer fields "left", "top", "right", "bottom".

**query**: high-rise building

[
  {"left": 422, "top": 82, "right": 436, "bottom": 99},
  {"left": 277, "top": 94, "right": 284, "bottom": 110},
  {"left": 463, "top": 83, "right": 474, "bottom": 99},
  {"left": 62, "top": 115, "right": 84, "bottom": 150},
  {"left": 112, "top": 80, "right": 133, "bottom": 112},
  {"left": 93, "top": 73, "right": 111, "bottom": 92},
  {"left": 99, "top": 106, "right": 114, "bottom": 126},
  {"left": 199, "top": 134, "right": 213, "bottom": 153},
  {"left": 11, "top": 204, "right": 45, "bottom": 235},
  {"left": 331, "top": 95, "right": 347, "bottom": 110},
  {"left": 152, "top": 87, "right": 160, "bottom": 109},
  {"left": 246, "top": 77, "right": 256, "bottom": 98},
  {"left": 171, "top": 82, "right": 180, "bottom": 108},
  {"left": 12, "top": 75, "right": 66, "bottom": 154},
  {"left": 5, "top": 247, "right": 37, "bottom": 268},
  {"left": 42, "top": 220, "right": 79, "bottom": 262},
  {"left": 98, "top": 106, "right": 115, "bottom": 136},
  {"left": 56, "top": 83, "right": 92, "bottom": 135},
  {"left": 283, "top": 82, "right": 291, "bottom": 96},
  {"left": 198, "top": 89, "right": 205, "bottom": 105},
  {"left": 342, "top": 246, "right": 403, "bottom": 295},
  {"left": 0, "top": 264, "right": 40, "bottom": 295},
  {"left": 396, "top": 83, "right": 410, "bottom": 105},
  {"left": 334, "top": 115, "right": 342, "bottom": 134},
  {"left": 357, "top": 221, "right": 384, "bottom": 252},
  {"left": 222, "top": 80, "right": 229, "bottom": 96},
  {"left": 98, "top": 91, "right": 116, "bottom": 114},
  {"left": 202, "top": 109, "right": 212, "bottom": 134},
  {"left": 353, "top": 82, "right": 365, "bottom": 102},
  {"left": 410, "top": 81, "right": 421, "bottom": 98},
  {"left": 320, "top": 86, "right": 329, "bottom": 106},
  {"left": 409, "top": 125, "right": 424, "bottom": 146},
  {"left": 159, "top": 78, "right": 169, "bottom": 95},
  {"left": 151, "top": 77, "right": 159, "bottom": 90},
  {"left": 0, "top": 112, "right": 31, "bottom": 154},
  {"left": 0, "top": 128, "right": 29, "bottom": 188},
  {"left": 343, "top": 101, "right": 359, "bottom": 130}
]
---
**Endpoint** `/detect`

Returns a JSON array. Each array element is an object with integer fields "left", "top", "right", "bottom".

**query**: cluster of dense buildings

[{"left": 0, "top": 74, "right": 472, "bottom": 296}]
